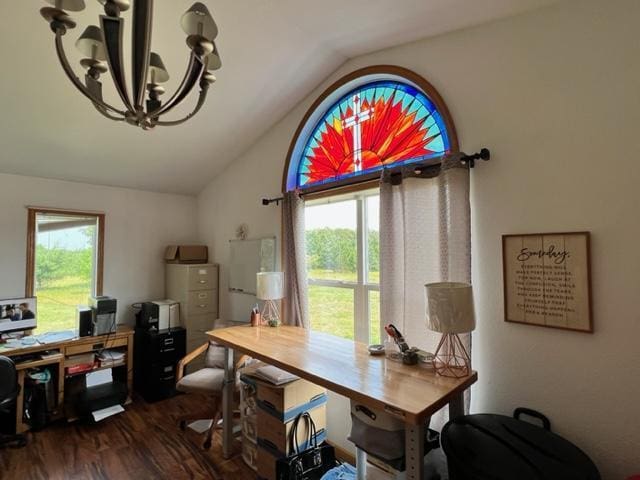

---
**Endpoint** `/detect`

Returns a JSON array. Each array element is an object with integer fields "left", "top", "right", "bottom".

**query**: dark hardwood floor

[{"left": 0, "top": 394, "right": 256, "bottom": 480}]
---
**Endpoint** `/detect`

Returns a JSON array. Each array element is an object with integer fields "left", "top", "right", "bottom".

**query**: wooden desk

[
  {"left": 208, "top": 326, "right": 477, "bottom": 480},
  {"left": 0, "top": 327, "right": 134, "bottom": 433}
]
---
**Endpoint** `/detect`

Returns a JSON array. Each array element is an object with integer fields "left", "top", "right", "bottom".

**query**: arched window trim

[{"left": 282, "top": 65, "right": 459, "bottom": 196}]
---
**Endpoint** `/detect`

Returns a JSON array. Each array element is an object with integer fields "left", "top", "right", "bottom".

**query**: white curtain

[
  {"left": 282, "top": 191, "right": 310, "bottom": 328},
  {"left": 380, "top": 156, "right": 471, "bottom": 429}
]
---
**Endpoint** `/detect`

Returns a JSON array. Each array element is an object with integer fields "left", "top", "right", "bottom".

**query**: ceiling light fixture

[{"left": 40, "top": 0, "right": 221, "bottom": 130}]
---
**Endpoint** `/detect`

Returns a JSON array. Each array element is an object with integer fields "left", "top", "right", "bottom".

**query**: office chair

[
  {"left": 0, "top": 356, "right": 27, "bottom": 448},
  {"left": 176, "top": 341, "right": 247, "bottom": 450}
]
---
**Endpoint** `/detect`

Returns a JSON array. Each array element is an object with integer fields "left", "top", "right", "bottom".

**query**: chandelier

[{"left": 40, "top": 0, "right": 221, "bottom": 130}]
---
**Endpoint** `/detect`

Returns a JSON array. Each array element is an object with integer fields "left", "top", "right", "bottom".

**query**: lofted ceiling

[{"left": 0, "top": 0, "right": 559, "bottom": 195}]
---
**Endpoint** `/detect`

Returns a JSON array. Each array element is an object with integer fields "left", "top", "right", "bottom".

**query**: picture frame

[{"left": 502, "top": 232, "right": 593, "bottom": 333}]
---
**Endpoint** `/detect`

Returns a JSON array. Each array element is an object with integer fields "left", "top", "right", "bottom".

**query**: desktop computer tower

[{"left": 133, "top": 327, "right": 186, "bottom": 402}]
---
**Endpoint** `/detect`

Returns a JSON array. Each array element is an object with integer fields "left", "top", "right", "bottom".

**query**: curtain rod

[{"left": 262, "top": 148, "right": 490, "bottom": 206}]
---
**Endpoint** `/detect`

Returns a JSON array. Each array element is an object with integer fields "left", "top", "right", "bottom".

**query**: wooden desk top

[
  {"left": 0, "top": 326, "right": 134, "bottom": 357},
  {"left": 208, "top": 326, "right": 477, "bottom": 424}
]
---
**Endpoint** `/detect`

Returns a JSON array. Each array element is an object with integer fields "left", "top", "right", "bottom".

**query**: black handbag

[{"left": 276, "top": 411, "right": 337, "bottom": 480}]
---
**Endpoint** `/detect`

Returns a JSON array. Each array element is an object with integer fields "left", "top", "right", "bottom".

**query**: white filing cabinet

[{"left": 166, "top": 263, "right": 219, "bottom": 370}]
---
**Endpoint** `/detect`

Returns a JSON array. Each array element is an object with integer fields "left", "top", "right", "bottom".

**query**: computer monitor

[{"left": 0, "top": 297, "right": 37, "bottom": 336}]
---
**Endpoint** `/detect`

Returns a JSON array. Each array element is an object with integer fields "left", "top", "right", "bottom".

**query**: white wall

[
  {"left": 198, "top": 0, "right": 640, "bottom": 477},
  {"left": 0, "top": 173, "right": 198, "bottom": 326}
]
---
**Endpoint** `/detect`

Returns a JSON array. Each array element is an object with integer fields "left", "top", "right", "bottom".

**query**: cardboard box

[
  {"left": 257, "top": 378, "right": 327, "bottom": 422},
  {"left": 164, "top": 245, "right": 208, "bottom": 264},
  {"left": 257, "top": 404, "right": 326, "bottom": 456},
  {"left": 256, "top": 445, "right": 279, "bottom": 480}
]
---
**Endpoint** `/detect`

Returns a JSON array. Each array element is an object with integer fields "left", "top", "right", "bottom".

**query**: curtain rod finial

[
  {"left": 262, "top": 197, "right": 284, "bottom": 206},
  {"left": 463, "top": 148, "right": 491, "bottom": 168}
]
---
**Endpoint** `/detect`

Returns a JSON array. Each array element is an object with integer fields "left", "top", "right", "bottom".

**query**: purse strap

[{"left": 289, "top": 412, "right": 319, "bottom": 455}]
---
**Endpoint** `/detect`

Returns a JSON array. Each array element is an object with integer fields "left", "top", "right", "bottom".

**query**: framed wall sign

[{"left": 502, "top": 232, "right": 593, "bottom": 333}]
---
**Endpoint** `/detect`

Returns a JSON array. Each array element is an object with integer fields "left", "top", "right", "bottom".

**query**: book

[{"left": 66, "top": 363, "right": 95, "bottom": 375}]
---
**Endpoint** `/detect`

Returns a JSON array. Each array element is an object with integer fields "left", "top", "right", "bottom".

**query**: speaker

[{"left": 78, "top": 307, "right": 93, "bottom": 337}]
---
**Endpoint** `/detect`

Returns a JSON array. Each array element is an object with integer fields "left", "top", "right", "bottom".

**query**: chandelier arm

[
  {"left": 100, "top": 15, "right": 135, "bottom": 113},
  {"left": 148, "top": 53, "right": 205, "bottom": 118},
  {"left": 54, "top": 32, "right": 127, "bottom": 116},
  {"left": 153, "top": 87, "right": 209, "bottom": 127},
  {"left": 132, "top": 0, "right": 154, "bottom": 109},
  {"left": 92, "top": 103, "right": 126, "bottom": 121},
  {"left": 84, "top": 75, "right": 125, "bottom": 121}
]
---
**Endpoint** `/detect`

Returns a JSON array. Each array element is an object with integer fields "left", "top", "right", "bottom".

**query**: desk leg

[
  {"left": 222, "top": 346, "right": 234, "bottom": 459},
  {"left": 449, "top": 391, "right": 464, "bottom": 419},
  {"left": 355, "top": 447, "right": 366, "bottom": 480},
  {"left": 405, "top": 423, "right": 425, "bottom": 480}
]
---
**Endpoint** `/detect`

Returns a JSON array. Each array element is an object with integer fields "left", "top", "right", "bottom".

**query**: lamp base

[
  {"left": 261, "top": 299, "right": 281, "bottom": 327},
  {"left": 433, "top": 333, "right": 470, "bottom": 378}
]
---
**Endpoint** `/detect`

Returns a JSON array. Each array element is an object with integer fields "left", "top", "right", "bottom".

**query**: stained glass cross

[{"left": 342, "top": 95, "right": 373, "bottom": 172}]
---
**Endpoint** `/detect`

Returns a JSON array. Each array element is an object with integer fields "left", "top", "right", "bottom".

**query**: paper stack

[
  {"left": 253, "top": 365, "right": 299, "bottom": 386},
  {"left": 97, "top": 349, "right": 126, "bottom": 368}
]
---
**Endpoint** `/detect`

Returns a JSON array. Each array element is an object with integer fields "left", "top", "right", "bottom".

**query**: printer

[
  {"left": 136, "top": 300, "right": 180, "bottom": 331},
  {"left": 89, "top": 296, "right": 118, "bottom": 336}
]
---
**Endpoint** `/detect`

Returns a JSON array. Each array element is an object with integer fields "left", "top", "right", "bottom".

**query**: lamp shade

[
  {"left": 46, "top": 0, "right": 86, "bottom": 12},
  {"left": 257, "top": 272, "right": 284, "bottom": 300},
  {"left": 425, "top": 282, "right": 475, "bottom": 334},
  {"left": 181, "top": 2, "right": 218, "bottom": 40},
  {"left": 75, "top": 26, "right": 106, "bottom": 61},
  {"left": 205, "top": 44, "right": 222, "bottom": 71},
  {"left": 149, "top": 52, "right": 170, "bottom": 84}
]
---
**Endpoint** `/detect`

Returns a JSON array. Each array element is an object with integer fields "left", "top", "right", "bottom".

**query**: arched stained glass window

[{"left": 284, "top": 67, "right": 457, "bottom": 192}]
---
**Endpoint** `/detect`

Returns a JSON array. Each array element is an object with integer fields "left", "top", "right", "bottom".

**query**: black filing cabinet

[{"left": 134, "top": 327, "right": 186, "bottom": 402}]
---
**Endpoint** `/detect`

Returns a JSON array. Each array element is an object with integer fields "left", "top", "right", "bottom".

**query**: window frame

[
  {"left": 25, "top": 207, "right": 105, "bottom": 298},
  {"left": 305, "top": 189, "right": 380, "bottom": 344}
]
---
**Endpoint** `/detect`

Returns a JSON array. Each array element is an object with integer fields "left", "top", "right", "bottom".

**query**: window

[
  {"left": 284, "top": 66, "right": 458, "bottom": 342},
  {"left": 284, "top": 66, "right": 458, "bottom": 194},
  {"left": 305, "top": 191, "right": 380, "bottom": 343},
  {"left": 26, "top": 209, "right": 104, "bottom": 333}
]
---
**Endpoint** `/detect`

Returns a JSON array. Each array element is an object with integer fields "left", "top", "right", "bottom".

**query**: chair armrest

[
  {"left": 177, "top": 343, "right": 209, "bottom": 382},
  {"left": 235, "top": 354, "right": 249, "bottom": 371}
]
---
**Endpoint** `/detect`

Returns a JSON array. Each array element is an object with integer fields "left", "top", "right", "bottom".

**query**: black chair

[{"left": 0, "top": 356, "right": 27, "bottom": 448}]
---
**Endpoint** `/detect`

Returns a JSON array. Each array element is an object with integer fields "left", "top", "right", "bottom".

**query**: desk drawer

[
  {"left": 65, "top": 337, "right": 127, "bottom": 356},
  {"left": 187, "top": 290, "right": 218, "bottom": 314},
  {"left": 188, "top": 266, "right": 217, "bottom": 291}
]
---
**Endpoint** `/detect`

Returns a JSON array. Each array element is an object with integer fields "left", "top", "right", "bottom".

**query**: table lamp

[
  {"left": 425, "top": 282, "right": 475, "bottom": 378},
  {"left": 257, "top": 272, "right": 284, "bottom": 326}
]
